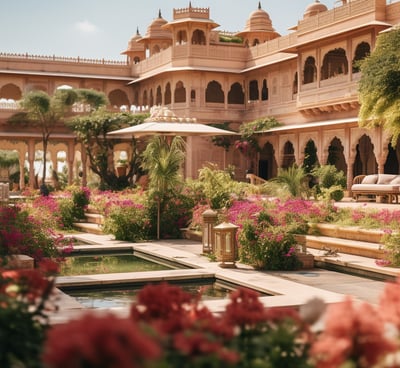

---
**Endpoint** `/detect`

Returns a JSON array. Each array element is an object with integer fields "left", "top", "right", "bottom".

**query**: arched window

[
  {"left": 164, "top": 83, "right": 171, "bottom": 105},
  {"left": 176, "top": 30, "right": 187, "bottom": 45},
  {"left": 0, "top": 83, "right": 22, "bottom": 100},
  {"left": 205, "top": 80, "right": 224, "bottom": 103},
  {"left": 133, "top": 56, "right": 140, "bottom": 64},
  {"left": 261, "top": 79, "right": 268, "bottom": 101},
  {"left": 152, "top": 45, "right": 161, "bottom": 54},
  {"left": 321, "top": 48, "right": 348, "bottom": 80},
  {"left": 303, "top": 56, "right": 316, "bottom": 84},
  {"left": 228, "top": 82, "right": 244, "bottom": 104},
  {"left": 282, "top": 141, "right": 295, "bottom": 169},
  {"left": 352, "top": 42, "right": 370, "bottom": 73},
  {"left": 249, "top": 80, "right": 259, "bottom": 101},
  {"left": 252, "top": 38, "right": 260, "bottom": 46},
  {"left": 190, "top": 89, "right": 196, "bottom": 102},
  {"left": 156, "top": 86, "right": 162, "bottom": 105},
  {"left": 174, "top": 81, "right": 186, "bottom": 103},
  {"left": 108, "top": 89, "right": 130, "bottom": 107},
  {"left": 192, "top": 29, "right": 206, "bottom": 45}
]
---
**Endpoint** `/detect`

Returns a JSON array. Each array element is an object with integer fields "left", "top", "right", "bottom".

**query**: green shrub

[
  {"left": 312, "top": 165, "right": 346, "bottom": 201},
  {"left": 57, "top": 198, "right": 75, "bottom": 229},
  {"left": 238, "top": 214, "right": 301, "bottom": 270},
  {"left": 103, "top": 203, "right": 151, "bottom": 242}
]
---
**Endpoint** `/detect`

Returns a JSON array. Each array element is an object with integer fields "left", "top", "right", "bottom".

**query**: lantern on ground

[
  {"left": 202, "top": 209, "right": 218, "bottom": 254},
  {"left": 213, "top": 222, "right": 239, "bottom": 268}
]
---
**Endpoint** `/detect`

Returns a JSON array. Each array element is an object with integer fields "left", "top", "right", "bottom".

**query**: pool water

[
  {"left": 66, "top": 281, "right": 234, "bottom": 309},
  {"left": 60, "top": 254, "right": 171, "bottom": 276}
]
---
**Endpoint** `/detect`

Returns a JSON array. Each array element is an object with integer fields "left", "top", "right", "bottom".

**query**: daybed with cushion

[{"left": 351, "top": 174, "right": 400, "bottom": 203}]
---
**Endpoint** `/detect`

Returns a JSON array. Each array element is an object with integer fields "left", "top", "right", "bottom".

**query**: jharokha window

[
  {"left": 303, "top": 56, "right": 316, "bottom": 84},
  {"left": 321, "top": 48, "right": 348, "bottom": 80}
]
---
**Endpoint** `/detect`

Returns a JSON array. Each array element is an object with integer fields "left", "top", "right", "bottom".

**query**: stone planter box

[{"left": 5, "top": 254, "right": 34, "bottom": 269}]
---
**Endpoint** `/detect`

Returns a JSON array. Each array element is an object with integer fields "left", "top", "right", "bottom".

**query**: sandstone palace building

[{"left": 0, "top": 0, "right": 399, "bottom": 191}]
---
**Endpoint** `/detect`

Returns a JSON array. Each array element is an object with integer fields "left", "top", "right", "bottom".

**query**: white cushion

[
  {"left": 361, "top": 174, "right": 378, "bottom": 184},
  {"left": 377, "top": 174, "right": 397, "bottom": 184}
]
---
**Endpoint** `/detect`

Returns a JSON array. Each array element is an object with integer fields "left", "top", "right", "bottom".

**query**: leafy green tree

[
  {"left": 358, "top": 27, "right": 400, "bottom": 144},
  {"left": 8, "top": 88, "right": 107, "bottom": 193},
  {"left": 141, "top": 136, "right": 186, "bottom": 239},
  {"left": 68, "top": 109, "right": 147, "bottom": 190}
]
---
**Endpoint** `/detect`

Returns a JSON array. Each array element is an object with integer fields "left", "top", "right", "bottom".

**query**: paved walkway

[{"left": 51, "top": 224, "right": 399, "bottom": 324}]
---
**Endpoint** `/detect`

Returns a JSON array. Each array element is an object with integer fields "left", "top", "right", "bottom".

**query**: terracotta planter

[{"left": 296, "top": 252, "right": 314, "bottom": 269}]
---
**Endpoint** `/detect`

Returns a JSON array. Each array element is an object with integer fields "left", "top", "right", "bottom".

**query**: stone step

[
  {"left": 73, "top": 222, "right": 104, "bottom": 235},
  {"left": 303, "top": 234, "right": 385, "bottom": 259},
  {"left": 84, "top": 213, "right": 104, "bottom": 225},
  {"left": 311, "top": 223, "right": 384, "bottom": 243}
]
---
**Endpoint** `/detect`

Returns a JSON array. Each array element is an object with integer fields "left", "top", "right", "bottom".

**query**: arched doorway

[
  {"left": 384, "top": 141, "right": 400, "bottom": 174},
  {"left": 303, "top": 139, "right": 318, "bottom": 173},
  {"left": 259, "top": 142, "right": 277, "bottom": 180},
  {"left": 326, "top": 137, "right": 347, "bottom": 176},
  {"left": 352, "top": 135, "right": 377, "bottom": 176}
]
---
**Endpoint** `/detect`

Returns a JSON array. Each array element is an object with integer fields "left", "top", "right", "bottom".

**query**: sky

[{"left": 1, "top": 0, "right": 338, "bottom": 61}]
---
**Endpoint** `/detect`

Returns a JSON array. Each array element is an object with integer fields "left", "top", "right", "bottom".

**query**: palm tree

[
  {"left": 266, "top": 165, "right": 310, "bottom": 199},
  {"left": 141, "top": 136, "right": 186, "bottom": 239},
  {"left": 9, "top": 88, "right": 107, "bottom": 194}
]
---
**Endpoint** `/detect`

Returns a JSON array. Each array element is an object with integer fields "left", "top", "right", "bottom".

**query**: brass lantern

[
  {"left": 202, "top": 209, "right": 218, "bottom": 254},
  {"left": 213, "top": 222, "right": 239, "bottom": 268}
]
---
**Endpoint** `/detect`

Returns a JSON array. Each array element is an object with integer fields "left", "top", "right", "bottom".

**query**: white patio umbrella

[
  {"left": 107, "top": 106, "right": 238, "bottom": 138},
  {"left": 107, "top": 106, "right": 238, "bottom": 240}
]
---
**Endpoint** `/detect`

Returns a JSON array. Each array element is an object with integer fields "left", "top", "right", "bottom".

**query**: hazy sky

[{"left": 1, "top": 0, "right": 338, "bottom": 61}]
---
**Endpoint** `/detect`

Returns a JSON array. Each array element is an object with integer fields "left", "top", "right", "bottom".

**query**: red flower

[
  {"left": 42, "top": 313, "right": 160, "bottom": 368},
  {"left": 224, "top": 287, "right": 266, "bottom": 327}
]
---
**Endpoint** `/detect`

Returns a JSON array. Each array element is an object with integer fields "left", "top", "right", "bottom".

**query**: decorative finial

[
  {"left": 158, "top": 9, "right": 162, "bottom": 18},
  {"left": 258, "top": 1, "right": 261, "bottom": 9},
  {"left": 189, "top": 1, "right": 192, "bottom": 8},
  {"left": 136, "top": 26, "right": 140, "bottom": 35}
]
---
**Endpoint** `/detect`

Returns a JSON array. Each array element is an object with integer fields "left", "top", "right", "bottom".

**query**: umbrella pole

[{"left": 157, "top": 199, "right": 160, "bottom": 240}]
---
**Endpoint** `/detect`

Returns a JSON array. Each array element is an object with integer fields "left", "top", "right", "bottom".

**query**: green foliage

[
  {"left": 103, "top": 203, "right": 151, "bottom": 241},
  {"left": 219, "top": 34, "right": 243, "bottom": 43},
  {"left": 266, "top": 165, "right": 310, "bottom": 199},
  {"left": 68, "top": 109, "right": 146, "bottom": 190},
  {"left": 196, "top": 164, "right": 247, "bottom": 209},
  {"left": 381, "top": 232, "right": 400, "bottom": 266},
  {"left": 0, "top": 150, "right": 19, "bottom": 169},
  {"left": 57, "top": 198, "right": 75, "bottom": 229},
  {"left": 238, "top": 220, "right": 301, "bottom": 270},
  {"left": 147, "top": 192, "right": 195, "bottom": 239},
  {"left": 235, "top": 117, "right": 281, "bottom": 158},
  {"left": 141, "top": 136, "right": 186, "bottom": 239},
  {"left": 311, "top": 165, "right": 346, "bottom": 202},
  {"left": 69, "top": 186, "right": 90, "bottom": 220},
  {"left": 210, "top": 122, "right": 235, "bottom": 151},
  {"left": 358, "top": 27, "right": 400, "bottom": 144}
]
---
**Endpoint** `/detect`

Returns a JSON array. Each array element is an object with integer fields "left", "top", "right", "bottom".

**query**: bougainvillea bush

[
  {"left": 226, "top": 198, "right": 333, "bottom": 270},
  {"left": 0, "top": 205, "right": 70, "bottom": 263}
]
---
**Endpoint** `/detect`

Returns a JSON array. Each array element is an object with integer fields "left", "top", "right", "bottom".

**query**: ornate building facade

[{"left": 0, "top": 0, "right": 399, "bottom": 190}]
